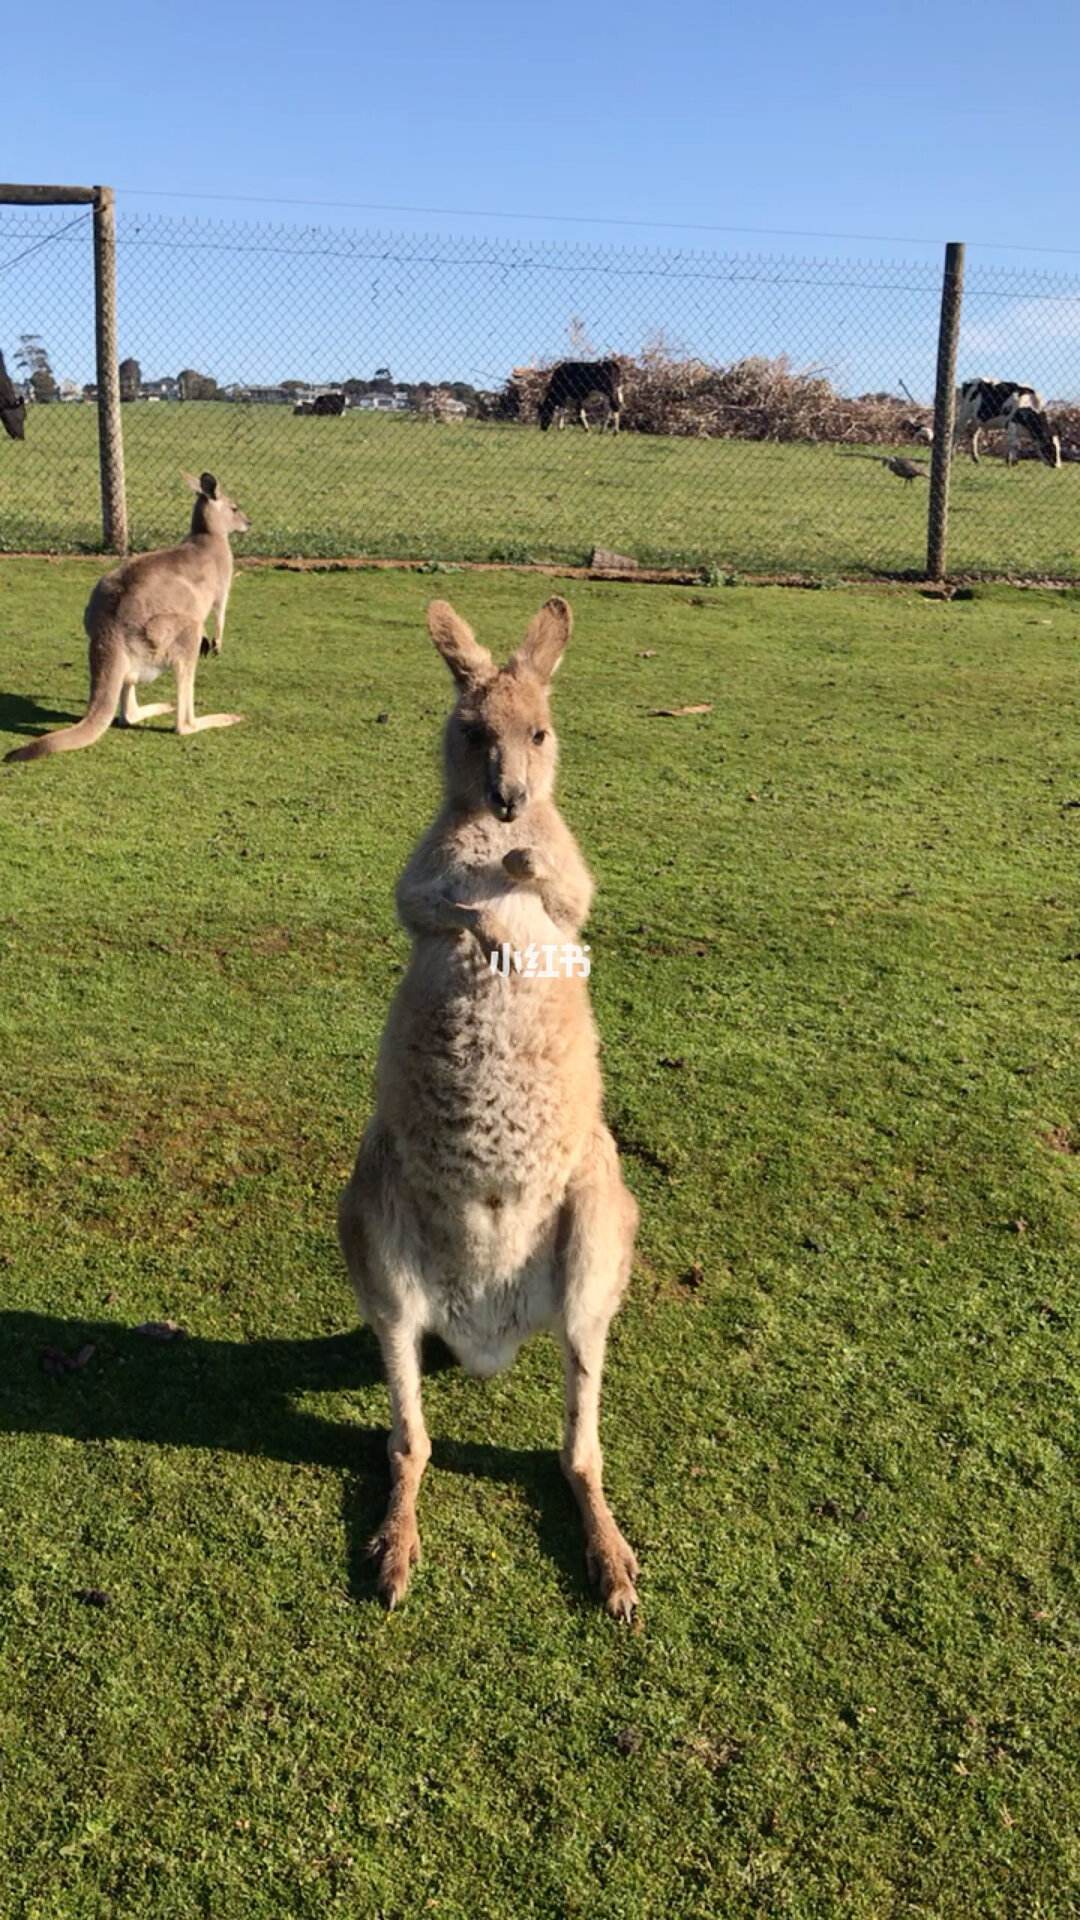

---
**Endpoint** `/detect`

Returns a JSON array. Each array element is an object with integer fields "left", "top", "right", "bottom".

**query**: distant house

[
  {"left": 229, "top": 384, "right": 294, "bottom": 405},
  {"left": 139, "top": 377, "right": 179, "bottom": 401},
  {"left": 356, "top": 391, "right": 409, "bottom": 412},
  {"left": 227, "top": 382, "right": 347, "bottom": 407}
]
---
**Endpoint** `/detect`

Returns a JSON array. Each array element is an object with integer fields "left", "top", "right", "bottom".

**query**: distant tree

[
  {"left": 119, "top": 356, "right": 141, "bottom": 401},
  {"left": 177, "top": 368, "right": 219, "bottom": 402},
  {"left": 16, "top": 334, "right": 58, "bottom": 404},
  {"left": 343, "top": 377, "right": 370, "bottom": 398},
  {"left": 372, "top": 366, "right": 393, "bottom": 394}
]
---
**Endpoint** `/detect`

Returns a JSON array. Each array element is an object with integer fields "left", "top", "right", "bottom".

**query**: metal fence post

[
  {"left": 926, "top": 241, "right": 964, "bottom": 580},
  {"left": 92, "top": 185, "right": 128, "bottom": 554}
]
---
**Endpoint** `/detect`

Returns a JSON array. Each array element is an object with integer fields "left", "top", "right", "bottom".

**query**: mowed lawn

[
  {"left": 1, "top": 563, "right": 1078, "bottom": 1919},
  {"left": 2, "top": 402, "right": 1079, "bottom": 578}
]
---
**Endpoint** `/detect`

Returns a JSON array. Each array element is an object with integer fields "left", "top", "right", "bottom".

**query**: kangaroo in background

[
  {"left": 5, "top": 472, "right": 250, "bottom": 765},
  {"left": 338, "top": 596, "right": 640, "bottom": 1618}
]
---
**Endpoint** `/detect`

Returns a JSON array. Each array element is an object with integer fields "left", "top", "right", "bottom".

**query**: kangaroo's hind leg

[
  {"left": 117, "top": 680, "right": 174, "bottom": 727},
  {"left": 556, "top": 1126, "right": 640, "bottom": 1619},
  {"left": 339, "top": 1126, "right": 431, "bottom": 1609},
  {"left": 174, "top": 629, "right": 244, "bottom": 736}
]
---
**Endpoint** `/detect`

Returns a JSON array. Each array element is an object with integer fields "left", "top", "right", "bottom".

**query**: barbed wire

[
  {"left": 112, "top": 185, "right": 1080, "bottom": 260},
  {"left": 0, "top": 210, "right": 93, "bottom": 278}
]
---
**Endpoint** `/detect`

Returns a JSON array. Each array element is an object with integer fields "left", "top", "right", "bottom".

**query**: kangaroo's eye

[{"left": 532, "top": 729, "right": 547, "bottom": 746}]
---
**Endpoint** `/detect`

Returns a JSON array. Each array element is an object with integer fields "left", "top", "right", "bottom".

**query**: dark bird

[
  {"left": 840, "top": 450, "right": 928, "bottom": 483},
  {"left": 0, "top": 351, "right": 26, "bottom": 441},
  {"left": 883, "top": 456, "right": 927, "bottom": 483}
]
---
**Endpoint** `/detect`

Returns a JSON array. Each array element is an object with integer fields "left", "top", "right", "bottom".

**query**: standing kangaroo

[
  {"left": 338, "top": 596, "right": 640, "bottom": 1617},
  {"left": 4, "top": 472, "right": 250, "bottom": 764}
]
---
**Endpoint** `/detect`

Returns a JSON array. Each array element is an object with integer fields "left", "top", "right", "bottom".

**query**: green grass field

[
  {"left": 2, "top": 402, "right": 1079, "bottom": 578},
  {"left": 1, "top": 561, "right": 1078, "bottom": 1917}
]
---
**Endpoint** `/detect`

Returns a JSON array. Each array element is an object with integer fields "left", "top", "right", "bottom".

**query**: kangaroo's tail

[{"left": 5, "top": 649, "right": 126, "bottom": 764}]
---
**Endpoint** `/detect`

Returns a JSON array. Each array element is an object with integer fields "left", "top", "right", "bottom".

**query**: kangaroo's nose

[{"left": 496, "top": 785, "right": 526, "bottom": 821}]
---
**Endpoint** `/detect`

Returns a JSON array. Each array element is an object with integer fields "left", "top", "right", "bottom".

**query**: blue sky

[{"left": 3, "top": 0, "right": 1080, "bottom": 394}]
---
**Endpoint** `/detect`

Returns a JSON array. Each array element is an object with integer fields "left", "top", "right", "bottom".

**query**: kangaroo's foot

[
  {"left": 177, "top": 713, "right": 244, "bottom": 735},
  {"left": 367, "top": 1506, "right": 421, "bottom": 1610},
  {"left": 118, "top": 688, "right": 174, "bottom": 727},
  {"left": 585, "top": 1519, "right": 640, "bottom": 1622}
]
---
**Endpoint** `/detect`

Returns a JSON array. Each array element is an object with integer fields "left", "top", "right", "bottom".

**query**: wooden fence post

[
  {"left": 92, "top": 186, "right": 128, "bottom": 554},
  {"left": 926, "top": 241, "right": 965, "bottom": 580}
]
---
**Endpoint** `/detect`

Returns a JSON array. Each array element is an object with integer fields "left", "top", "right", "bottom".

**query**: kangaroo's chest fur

[{"left": 377, "top": 813, "right": 601, "bottom": 1374}]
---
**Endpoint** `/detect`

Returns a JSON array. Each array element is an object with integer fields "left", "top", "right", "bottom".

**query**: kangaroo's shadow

[
  {"left": 0, "top": 690, "right": 83, "bottom": 738},
  {"left": 0, "top": 1313, "right": 591, "bottom": 1607}
]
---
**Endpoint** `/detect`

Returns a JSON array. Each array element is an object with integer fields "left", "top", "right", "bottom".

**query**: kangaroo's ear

[
  {"left": 199, "top": 471, "right": 219, "bottom": 499},
  {"left": 182, "top": 471, "right": 201, "bottom": 493},
  {"left": 426, "top": 601, "right": 495, "bottom": 688},
  {"left": 512, "top": 596, "right": 572, "bottom": 682}
]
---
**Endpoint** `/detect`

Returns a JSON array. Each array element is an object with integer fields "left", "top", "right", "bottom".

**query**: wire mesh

[
  {"left": 1, "top": 203, "right": 1079, "bottom": 578},
  {"left": 951, "top": 258, "right": 1080, "bottom": 577},
  {"left": 0, "top": 205, "right": 97, "bottom": 549}
]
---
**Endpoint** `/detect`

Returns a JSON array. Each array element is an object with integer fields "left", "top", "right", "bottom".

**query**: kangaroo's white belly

[
  {"left": 421, "top": 1234, "right": 560, "bottom": 1377},
  {"left": 130, "top": 657, "right": 165, "bottom": 685}
]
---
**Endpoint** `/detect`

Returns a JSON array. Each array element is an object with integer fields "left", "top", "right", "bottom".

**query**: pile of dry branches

[
  {"left": 504, "top": 346, "right": 928, "bottom": 444},
  {"left": 415, "top": 387, "right": 459, "bottom": 423}
]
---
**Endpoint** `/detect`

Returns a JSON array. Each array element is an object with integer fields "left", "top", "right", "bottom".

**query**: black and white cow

[
  {"left": 955, "top": 379, "right": 1060, "bottom": 467},
  {"left": 538, "top": 359, "right": 624, "bottom": 433},
  {"left": 0, "top": 351, "right": 26, "bottom": 442}
]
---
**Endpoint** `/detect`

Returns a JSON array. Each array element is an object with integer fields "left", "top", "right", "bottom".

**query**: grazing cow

[
  {"left": 538, "top": 359, "right": 623, "bottom": 433},
  {"left": 312, "top": 392, "right": 347, "bottom": 416},
  {"left": 0, "top": 351, "right": 26, "bottom": 441},
  {"left": 955, "top": 379, "right": 1060, "bottom": 467}
]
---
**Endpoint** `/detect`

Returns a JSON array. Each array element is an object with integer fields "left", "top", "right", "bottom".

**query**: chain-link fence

[{"left": 2, "top": 198, "right": 1079, "bottom": 579}]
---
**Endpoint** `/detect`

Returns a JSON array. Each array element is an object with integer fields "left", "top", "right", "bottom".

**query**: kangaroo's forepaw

[
  {"left": 368, "top": 1515, "right": 421, "bottom": 1610},
  {"left": 446, "top": 899, "right": 499, "bottom": 961},
  {"left": 502, "top": 848, "right": 540, "bottom": 884},
  {"left": 587, "top": 1528, "right": 640, "bottom": 1621}
]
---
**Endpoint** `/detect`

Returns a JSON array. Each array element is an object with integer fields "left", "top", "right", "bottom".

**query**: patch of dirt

[
  {"left": 10, "top": 553, "right": 1080, "bottom": 592},
  {"left": 680, "top": 1732, "right": 745, "bottom": 1774},
  {"left": 1042, "top": 1125, "right": 1077, "bottom": 1155},
  {"left": 248, "top": 926, "right": 293, "bottom": 958},
  {"left": 3, "top": 1081, "right": 336, "bottom": 1236}
]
